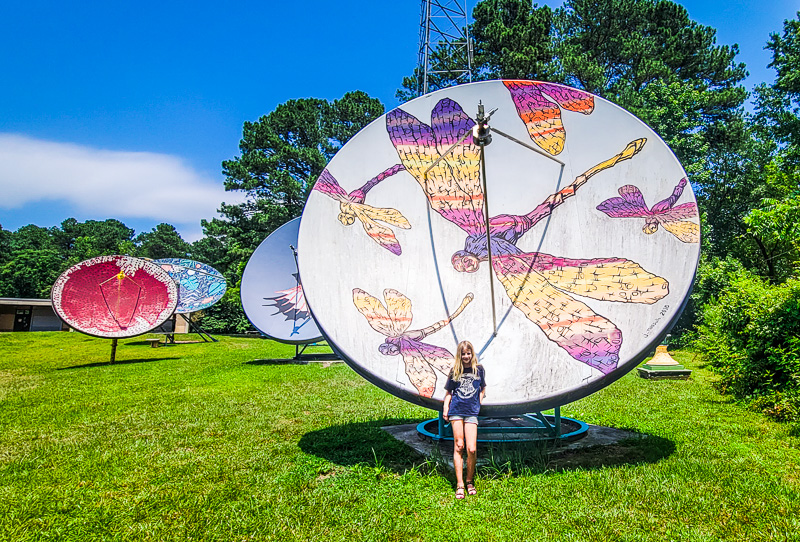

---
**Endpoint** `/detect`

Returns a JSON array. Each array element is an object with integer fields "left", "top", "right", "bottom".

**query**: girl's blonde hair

[{"left": 452, "top": 340, "right": 478, "bottom": 381}]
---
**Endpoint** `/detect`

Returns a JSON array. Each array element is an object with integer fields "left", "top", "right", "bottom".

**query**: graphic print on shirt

[{"left": 455, "top": 372, "right": 481, "bottom": 400}]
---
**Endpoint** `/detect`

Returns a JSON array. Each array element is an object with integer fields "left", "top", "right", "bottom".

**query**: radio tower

[{"left": 416, "top": 0, "right": 474, "bottom": 96}]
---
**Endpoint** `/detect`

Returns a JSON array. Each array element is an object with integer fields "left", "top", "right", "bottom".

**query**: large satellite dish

[
  {"left": 298, "top": 80, "right": 700, "bottom": 415},
  {"left": 154, "top": 258, "right": 227, "bottom": 313},
  {"left": 241, "top": 217, "right": 323, "bottom": 344},
  {"left": 52, "top": 255, "right": 179, "bottom": 338}
]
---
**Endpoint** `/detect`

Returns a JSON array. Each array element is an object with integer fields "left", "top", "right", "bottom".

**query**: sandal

[
  {"left": 455, "top": 486, "right": 465, "bottom": 499},
  {"left": 466, "top": 481, "right": 477, "bottom": 496}
]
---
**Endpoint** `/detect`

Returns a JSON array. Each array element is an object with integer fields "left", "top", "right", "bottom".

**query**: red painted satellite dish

[{"left": 51, "top": 255, "right": 179, "bottom": 338}]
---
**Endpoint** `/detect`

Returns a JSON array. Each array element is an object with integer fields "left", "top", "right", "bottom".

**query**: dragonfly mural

[
  {"left": 265, "top": 274, "right": 311, "bottom": 336},
  {"left": 313, "top": 165, "right": 410, "bottom": 255},
  {"left": 313, "top": 83, "right": 595, "bottom": 253},
  {"left": 353, "top": 288, "right": 473, "bottom": 397},
  {"left": 596, "top": 178, "right": 700, "bottom": 243},
  {"left": 503, "top": 80, "right": 595, "bottom": 155},
  {"left": 385, "top": 98, "right": 669, "bottom": 374}
]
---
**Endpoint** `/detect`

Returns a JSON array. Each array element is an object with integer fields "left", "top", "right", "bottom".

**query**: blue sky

[{"left": 0, "top": 0, "right": 796, "bottom": 241}]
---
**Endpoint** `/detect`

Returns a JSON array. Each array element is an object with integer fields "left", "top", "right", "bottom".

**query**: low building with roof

[{"left": 0, "top": 298, "right": 68, "bottom": 332}]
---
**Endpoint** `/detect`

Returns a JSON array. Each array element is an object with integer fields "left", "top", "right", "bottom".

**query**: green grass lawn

[{"left": 1, "top": 332, "right": 799, "bottom": 541}]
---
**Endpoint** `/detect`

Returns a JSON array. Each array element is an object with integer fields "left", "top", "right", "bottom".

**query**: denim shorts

[{"left": 449, "top": 415, "right": 479, "bottom": 425}]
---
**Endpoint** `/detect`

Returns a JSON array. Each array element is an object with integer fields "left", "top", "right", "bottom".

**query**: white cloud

[{"left": 0, "top": 133, "right": 245, "bottom": 240}]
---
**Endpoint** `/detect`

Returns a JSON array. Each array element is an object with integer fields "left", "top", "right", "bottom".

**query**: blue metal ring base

[{"left": 416, "top": 413, "right": 589, "bottom": 443}]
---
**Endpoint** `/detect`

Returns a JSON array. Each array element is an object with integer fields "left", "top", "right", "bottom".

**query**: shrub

[
  {"left": 669, "top": 255, "right": 744, "bottom": 346},
  {"left": 194, "top": 287, "right": 254, "bottom": 334},
  {"left": 696, "top": 266, "right": 800, "bottom": 421}
]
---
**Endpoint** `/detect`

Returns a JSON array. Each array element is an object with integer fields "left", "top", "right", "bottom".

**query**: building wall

[
  {"left": 0, "top": 302, "right": 65, "bottom": 332},
  {"left": 30, "top": 306, "right": 65, "bottom": 331},
  {"left": 0, "top": 309, "right": 14, "bottom": 332}
]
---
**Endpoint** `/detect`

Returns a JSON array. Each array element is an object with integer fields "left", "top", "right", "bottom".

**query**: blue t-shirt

[{"left": 445, "top": 365, "right": 486, "bottom": 417}]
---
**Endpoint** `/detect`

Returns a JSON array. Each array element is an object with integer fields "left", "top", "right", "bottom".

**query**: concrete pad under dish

[{"left": 382, "top": 422, "right": 643, "bottom": 470}]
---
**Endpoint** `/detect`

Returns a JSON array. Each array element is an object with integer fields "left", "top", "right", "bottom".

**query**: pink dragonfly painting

[
  {"left": 353, "top": 288, "right": 473, "bottom": 397},
  {"left": 503, "top": 80, "right": 595, "bottom": 155},
  {"left": 385, "top": 98, "right": 669, "bottom": 374},
  {"left": 265, "top": 274, "right": 312, "bottom": 336},
  {"left": 312, "top": 165, "right": 410, "bottom": 255},
  {"left": 596, "top": 178, "right": 700, "bottom": 243}
]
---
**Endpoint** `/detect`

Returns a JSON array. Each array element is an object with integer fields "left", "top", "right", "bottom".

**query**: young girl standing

[{"left": 442, "top": 340, "right": 486, "bottom": 499}]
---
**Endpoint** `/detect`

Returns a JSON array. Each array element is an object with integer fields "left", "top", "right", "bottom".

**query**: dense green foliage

[
  {"left": 690, "top": 13, "right": 800, "bottom": 419},
  {"left": 0, "top": 219, "right": 193, "bottom": 299},
  {"left": 754, "top": 12, "right": 800, "bottom": 167},
  {"left": 133, "top": 223, "right": 191, "bottom": 261},
  {"left": 194, "top": 286, "right": 252, "bottom": 334},
  {"left": 696, "top": 267, "right": 800, "bottom": 420},
  {"left": 471, "top": 0, "right": 555, "bottom": 81},
  {"left": 743, "top": 187, "right": 800, "bottom": 282},
  {"left": 205, "top": 90, "right": 384, "bottom": 264},
  {"left": 1, "top": 333, "right": 800, "bottom": 540}
]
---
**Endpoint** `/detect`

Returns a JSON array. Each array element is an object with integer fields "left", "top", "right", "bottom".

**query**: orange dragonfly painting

[
  {"left": 503, "top": 80, "right": 595, "bottom": 155},
  {"left": 385, "top": 96, "right": 669, "bottom": 375},
  {"left": 312, "top": 165, "right": 410, "bottom": 255},
  {"left": 353, "top": 288, "right": 474, "bottom": 397}
]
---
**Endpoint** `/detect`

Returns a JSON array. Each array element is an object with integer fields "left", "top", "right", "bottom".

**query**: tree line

[
  {"left": 2, "top": 0, "right": 799, "bottom": 419},
  {"left": 0, "top": 220, "right": 193, "bottom": 298}
]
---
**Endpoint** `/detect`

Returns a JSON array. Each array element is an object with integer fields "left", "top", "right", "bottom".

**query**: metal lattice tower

[{"left": 416, "top": 0, "right": 473, "bottom": 96}]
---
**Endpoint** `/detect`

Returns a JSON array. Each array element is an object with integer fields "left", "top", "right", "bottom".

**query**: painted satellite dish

[
  {"left": 154, "top": 258, "right": 227, "bottom": 313},
  {"left": 241, "top": 217, "right": 323, "bottom": 344},
  {"left": 298, "top": 80, "right": 701, "bottom": 415},
  {"left": 52, "top": 255, "right": 179, "bottom": 338}
]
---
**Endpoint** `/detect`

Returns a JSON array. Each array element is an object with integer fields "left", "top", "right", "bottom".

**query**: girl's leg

[
  {"left": 451, "top": 419, "right": 466, "bottom": 492},
  {"left": 464, "top": 421, "right": 478, "bottom": 493}
]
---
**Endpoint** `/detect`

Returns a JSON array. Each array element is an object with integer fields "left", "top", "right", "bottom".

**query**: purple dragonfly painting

[
  {"left": 384, "top": 98, "right": 670, "bottom": 375},
  {"left": 312, "top": 165, "right": 410, "bottom": 255},
  {"left": 596, "top": 178, "right": 700, "bottom": 243},
  {"left": 503, "top": 80, "right": 595, "bottom": 155},
  {"left": 353, "top": 288, "right": 473, "bottom": 397}
]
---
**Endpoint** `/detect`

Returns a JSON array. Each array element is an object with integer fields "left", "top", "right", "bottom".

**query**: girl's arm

[{"left": 442, "top": 391, "right": 452, "bottom": 422}]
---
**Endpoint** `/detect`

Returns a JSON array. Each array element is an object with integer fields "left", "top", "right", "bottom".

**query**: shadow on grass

[
  {"left": 544, "top": 434, "right": 675, "bottom": 473},
  {"left": 124, "top": 339, "right": 209, "bottom": 346},
  {"left": 57, "top": 357, "right": 181, "bottom": 370},
  {"left": 299, "top": 418, "right": 422, "bottom": 472},
  {"left": 244, "top": 355, "right": 340, "bottom": 366},
  {"left": 244, "top": 359, "right": 302, "bottom": 366},
  {"left": 125, "top": 340, "right": 160, "bottom": 346},
  {"left": 473, "top": 434, "right": 675, "bottom": 477},
  {"left": 302, "top": 420, "right": 676, "bottom": 477}
]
